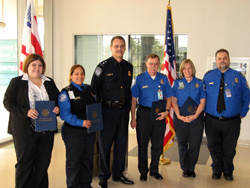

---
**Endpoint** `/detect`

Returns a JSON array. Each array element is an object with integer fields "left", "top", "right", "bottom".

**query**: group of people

[{"left": 3, "top": 35, "right": 250, "bottom": 188}]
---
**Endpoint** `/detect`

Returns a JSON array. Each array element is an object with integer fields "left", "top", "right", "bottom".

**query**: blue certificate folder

[
  {"left": 86, "top": 103, "right": 103, "bottom": 133},
  {"left": 180, "top": 97, "right": 198, "bottom": 116},
  {"left": 35, "top": 101, "right": 57, "bottom": 132},
  {"left": 151, "top": 100, "right": 166, "bottom": 120}
]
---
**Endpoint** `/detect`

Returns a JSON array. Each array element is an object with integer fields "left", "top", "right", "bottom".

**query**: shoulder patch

[
  {"left": 95, "top": 67, "right": 102, "bottom": 77},
  {"left": 59, "top": 93, "right": 67, "bottom": 102}
]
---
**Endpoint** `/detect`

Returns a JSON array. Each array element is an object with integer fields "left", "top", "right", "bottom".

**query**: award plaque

[
  {"left": 35, "top": 101, "right": 57, "bottom": 132},
  {"left": 180, "top": 96, "right": 198, "bottom": 116},
  {"left": 151, "top": 99, "right": 167, "bottom": 120},
  {"left": 86, "top": 103, "right": 103, "bottom": 133}
]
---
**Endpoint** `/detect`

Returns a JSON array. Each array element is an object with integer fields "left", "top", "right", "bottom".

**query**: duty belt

[
  {"left": 139, "top": 105, "right": 151, "bottom": 111},
  {"left": 206, "top": 113, "right": 240, "bottom": 121},
  {"left": 101, "top": 100, "right": 129, "bottom": 109}
]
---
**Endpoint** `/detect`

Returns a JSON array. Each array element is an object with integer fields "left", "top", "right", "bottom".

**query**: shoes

[
  {"left": 113, "top": 174, "right": 134, "bottom": 185},
  {"left": 149, "top": 172, "right": 163, "bottom": 180},
  {"left": 182, "top": 171, "right": 189, "bottom": 178},
  {"left": 98, "top": 180, "right": 108, "bottom": 188},
  {"left": 212, "top": 172, "right": 222, "bottom": 180},
  {"left": 224, "top": 173, "right": 233, "bottom": 181},
  {"left": 140, "top": 174, "right": 147, "bottom": 181},
  {"left": 189, "top": 171, "right": 196, "bottom": 178}
]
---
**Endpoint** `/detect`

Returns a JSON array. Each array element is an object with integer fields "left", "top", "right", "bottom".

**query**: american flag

[
  {"left": 20, "top": 0, "right": 43, "bottom": 73},
  {"left": 161, "top": 5, "right": 176, "bottom": 152}
]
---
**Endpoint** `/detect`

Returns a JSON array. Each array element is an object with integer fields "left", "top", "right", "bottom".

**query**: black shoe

[
  {"left": 98, "top": 180, "right": 108, "bottom": 188},
  {"left": 150, "top": 172, "right": 163, "bottom": 180},
  {"left": 212, "top": 172, "right": 222, "bottom": 180},
  {"left": 189, "top": 171, "right": 196, "bottom": 178},
  {"left": 224, "top": 173, "right": 233, "bottom": 181},
  {"left": 140, "top": 174, "right": 147, "bottom": 181},
  {"left": 183, "top": 171, "right": 189, "bottom": 178},
  {"left": 113, "top": 175, "right": 134, "bottom": 185}
]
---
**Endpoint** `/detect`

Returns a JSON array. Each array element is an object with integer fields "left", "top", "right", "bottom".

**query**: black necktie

[
  {"left": 118, "top": 63, "right": 125, "bottom": 104},
  {"left": 217, "top": 73, "right": 226, "bottom": 113}
]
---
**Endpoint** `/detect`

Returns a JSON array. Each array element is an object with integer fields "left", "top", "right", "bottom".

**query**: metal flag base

[{"left": 159, "top": 154, "right": 171, "bottom": 165}]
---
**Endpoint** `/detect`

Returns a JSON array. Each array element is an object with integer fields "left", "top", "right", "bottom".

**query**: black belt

[
  {"left": 206, "top": 113, "right": 239, "bottom": 121},
  {"left": 139, "top": 105, "right": 151, "bottom": 111},
  {"left": 101, "top": 100, "right": 130, "bottom": 109}
]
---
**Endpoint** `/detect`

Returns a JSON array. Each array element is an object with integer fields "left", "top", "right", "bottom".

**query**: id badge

[
  {"left": 225, "top": 88, "right": 232, "bottom": 98},
  {"left": 158, "top": 90, "right": 163, "bottom": 100},
  {"left": 68, "top": 91, "right": 75, "bottom": 99}
]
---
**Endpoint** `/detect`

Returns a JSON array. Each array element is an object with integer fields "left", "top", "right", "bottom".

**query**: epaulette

[
  {"left": 99, "top": 60, "right": 108, "bottom": 67},
  {"left": 204, "top": 70, "right": 212, "bottom": 75},
  {"left": 239, "top": 72, "right": 245, "bottom": 78},
  {"left": 137, "top": 73, "right": 143, "bottom": 77},
  {"left": 64, "top": 85, "right": 72, "bottom": 91},
  {"left": 197, "top": 78, "right": 203, "bottom": 81},
  {"left": 160, "top": 73, "right": 167, "bottom": 77},
  {"left": 84, "top": 83, "right": 90, "bottom": 87},
  {"left": 176, "top": 76, "right": 183, "bottom": 80}
]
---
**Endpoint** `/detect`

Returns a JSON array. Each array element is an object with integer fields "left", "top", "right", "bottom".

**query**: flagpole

[{"left": 159, "top": 0, "right": 174, "bottom": 166}]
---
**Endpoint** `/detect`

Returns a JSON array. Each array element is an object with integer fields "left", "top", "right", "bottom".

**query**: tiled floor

[{"left": 1, "top": 133, "right": 250, "bottom": 188}]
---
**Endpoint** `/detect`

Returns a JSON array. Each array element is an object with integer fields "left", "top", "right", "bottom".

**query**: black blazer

[{"left": 3, "top": 75, "right": 59, "bottom": 136}]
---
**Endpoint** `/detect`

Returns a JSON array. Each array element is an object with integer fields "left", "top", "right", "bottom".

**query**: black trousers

[
  {"left": 62, "top": 124, "right": 96, "bottom": 188},
  {"left": 136, "top": 107, "right": 166, "bottom": 175},
  {"left": 98, "top": 105, "right": 130, "bottom": 180},
  {"left": 205, "top": 115, "right": 241, "bottom": 174},
  {"left": 174, "top": 113, "right": 204, "bottom": 172},
  {"left": 13, "top": 131, "right": 54, "bottom": 188}
]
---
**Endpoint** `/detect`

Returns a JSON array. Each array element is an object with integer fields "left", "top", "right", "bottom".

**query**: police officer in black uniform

[
  {"left": 59, "top": 65, "right": 96, "bottom": 188},
  {"left": 91, "top": 36, "right": 134, "bottom": 188}
]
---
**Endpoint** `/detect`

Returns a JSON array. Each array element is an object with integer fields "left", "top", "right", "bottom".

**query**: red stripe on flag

[{"left": 31, "top": 33, "right": 43, "bottom": 56}]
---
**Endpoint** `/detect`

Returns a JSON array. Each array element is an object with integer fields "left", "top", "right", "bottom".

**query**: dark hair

[
  {"left": 110, "top": 36, "right": 126, "bottom": 47},
  {"left": 146, "top": 53, "right": 160, "bottom": 62},
  {"left": 23, "top": 53, "right": 46, "bottom": 74},
  {"left": 69, "top": 64, "right": 85, "bottom": 83},
  {"left": 215, "top": 49, "right": 229, "bottom": 58}
]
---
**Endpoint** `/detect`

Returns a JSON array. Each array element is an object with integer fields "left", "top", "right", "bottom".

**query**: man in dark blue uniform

[
  {"left": 203, "top": 49, "right": 250, "bottom": 181},
  {"left": 131, "top": 54, "right": 172, "bottom": 181},
  {"left": 91, "top": 36, "right": 134, "bottom": 188}
]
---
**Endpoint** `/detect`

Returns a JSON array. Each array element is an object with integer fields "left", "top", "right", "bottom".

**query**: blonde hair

[{"left": 179, "top": 59, "right": 196, "bottom": 77}]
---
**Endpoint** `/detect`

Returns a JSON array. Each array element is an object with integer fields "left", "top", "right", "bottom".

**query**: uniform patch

[
  {"left": 178, "top": 82, "right": 184, "bottom": 89},
  {"left": 195, "top": 83, "right": 199, "bottom": 88},
  {"left": 59, "top": 94, "right": 67, "bottom": 102},
  {"left": 128, "top": 71, "right": 131, "bottom": 77},
  {"left": 95, "top": 67, "right": 102, "bottom": 77},
  {"left": 161, "top": 79, "right": 164, "bottom": 84},
  {"left": 235, "top": 78, "right": 238, "bottom": 83}
]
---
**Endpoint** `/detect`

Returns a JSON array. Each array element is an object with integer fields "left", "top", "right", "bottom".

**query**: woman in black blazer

[{"left": 3, "top": 53, "right": 60, "bottom": 188}]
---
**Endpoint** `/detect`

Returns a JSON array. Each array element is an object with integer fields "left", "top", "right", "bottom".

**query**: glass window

[{"left": 75, "top": 34, "right": 187, "bottom": 83}]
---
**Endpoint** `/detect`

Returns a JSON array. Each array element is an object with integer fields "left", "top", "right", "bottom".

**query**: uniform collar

[
  {"left": 111, "top": 56, "right": 124, "bottom": 65},
  {"left": 71, "top": 81, "right": 86, "bottom": 91},
  {"left": 21, "top": 73, "right": 51, "bottom": 81},
  {"left": 145, "top": 71, "right": 159, "bottom": 79},
  {"left": 215, "top": 68, "right": 231, "bottom": 76},
  {"left": 183, "top": 76, "right": 196, "bottom": 84}
]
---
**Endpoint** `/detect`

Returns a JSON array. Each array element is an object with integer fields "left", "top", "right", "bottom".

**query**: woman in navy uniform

[
  {"left": 172, "top": 59, "right": 206, "bottom": 178},
  {"left": 3, "top": 53, "right": 60, "bottom": 188},
  {"left": 58, "top": 64, "right": 96, "bottom": 188}
]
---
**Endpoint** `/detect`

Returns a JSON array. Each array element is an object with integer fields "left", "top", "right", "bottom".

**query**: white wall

[{"left": 53, "top": 0, "right": 250, "bottom": 142}]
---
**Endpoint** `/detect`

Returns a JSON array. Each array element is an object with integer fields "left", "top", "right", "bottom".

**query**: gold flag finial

[{"left": 168, "top": 0, "right": 171, "bottom": 6}]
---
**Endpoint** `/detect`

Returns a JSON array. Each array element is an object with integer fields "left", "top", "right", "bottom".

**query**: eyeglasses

[
  {"left": 148, "top": 62, "right": 159, "bottom": 66},
  {"left": 113, "top": 45, "right": 125, "bottom": 49}
]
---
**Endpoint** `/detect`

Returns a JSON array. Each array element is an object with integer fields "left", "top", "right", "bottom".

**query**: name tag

[
  {"left": 68, "top": 91, "right": 75, "bottom": 99},
  {"left": 142, "top": 85, "right": 148, "bottom": 88},
  {"left": 209, "top": 82, "right": 214, "bottom": 85}
]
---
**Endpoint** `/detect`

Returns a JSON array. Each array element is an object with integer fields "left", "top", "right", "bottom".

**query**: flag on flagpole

[
  {"left": 161, "top": 5, "right": 176, "bottom": 152},
  {"left": 20, "top": 0, "right": 43, "bottom": 73}
]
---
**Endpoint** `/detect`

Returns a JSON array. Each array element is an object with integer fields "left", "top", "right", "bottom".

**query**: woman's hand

[
  {"left": 185, "top": 115, "right": 197, "bottom": 123},
  {"left": 53, "top": 106, "right": 60, "bottom": 114},
  {"left": 82, "top": 120, "right": 92, "bottom": 128},
  {"left": 156, "top": 111, "right": 169, "bottom": 120},
  {"left": 27, "top": 109, "right": 39, "bottom": 119},
  {"left": 177, "top": 115, "right": 186, "bottom": 122}
]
